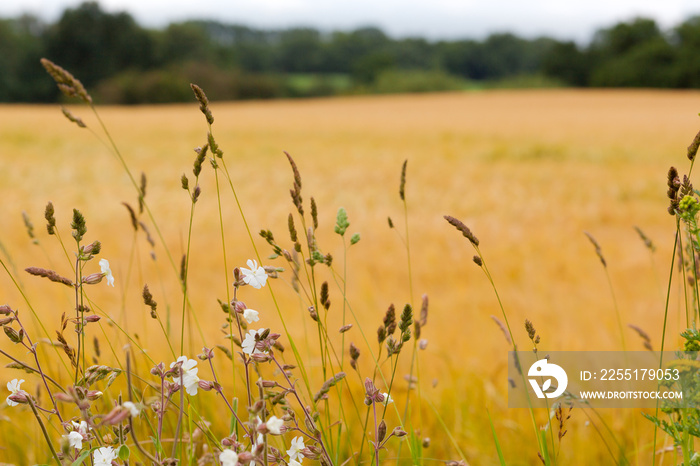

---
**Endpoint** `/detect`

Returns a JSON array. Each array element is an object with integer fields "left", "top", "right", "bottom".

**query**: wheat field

[{"left": 1, "top": 89, "right": 699, "bottom": 464}]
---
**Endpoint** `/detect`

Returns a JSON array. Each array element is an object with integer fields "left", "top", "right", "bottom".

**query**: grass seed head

[
  {"left": 444, "top": 215, "right": 479, "bottom": 246},
  {"left": 60, "top": 106, "right": 86, "bottom": 128},
  {"left": 190, "top": 83, "right": 214, "bottom": 125},
  {"left": 688, "top": 128, "right": 700, "bottom": 161},
  {"left": 40, "top": 58, "right": 92, "bottom": 104},
  {"left": 71, "top": 208, "right": 87, "bottom": 243},
  {"left": 44, "top": 201, "right": 56, "bottom": 235},
  {"left": 399, "top": 159, "right": 407, "bottom": 201}
]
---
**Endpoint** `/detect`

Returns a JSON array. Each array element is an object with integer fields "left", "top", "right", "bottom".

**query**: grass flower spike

[
  {"left": 240, "top": 259, "right": 268, "bottom": 289},
  {"left": 170, "top": 356, "right": 200, "bottom": 396},
  {"left": 6, "top": 379, "right": 24, "bottom": 407},
  {"left": 99, "top": 258, "right": 114, "bottom": 287},
  {"left": 220, "top": 449, "right": 238, "bottom": 466},
  {"left": 93, "top": 446, "right": 117, "bottom": 466}
]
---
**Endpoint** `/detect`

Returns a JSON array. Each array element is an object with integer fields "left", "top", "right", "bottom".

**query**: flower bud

[
  {"left": 251, "top": 352, "right": 272, "bottom": 363},
  {"left": 4, "top": 327, "right": 23, "bottom": 344},
  {"left": 233, "top": 300, "right": 247, "bottom": 314},
  {"left": 54, "top": 392, "right": 73, "bottom": 402},
  {"left": 0, "top": 316, "right": 14, "bottom": 326},
  {"left": 238, "top": 451, "right": 253, "bottom": 463},
  {"left": 198, "top": 347, "right": 215, "bottom": 360},
  {"left": 7, "top": 392, "right": 29, "bottom": 404},
  {"left": 103, "top": 406, "right": 130, "bottom": 425},
  {"left": 87, "top": 390, "right": 103, "bottom": 401},
  {"left": 85, "top": 315, "right": 101, "bottom": 323},
  {"left": 198, "top": 380, "right": 214, "bottom": 391},
  {"left": 0, "top": 305, "right": 12, "bottom": 315},
  {"left": 392, "top": 427, "right": 408, "bottom": 437},
  {"left": 82, "top": 273, "right": 104, "bottom": 285},
  {"left": 377, "top": 420, "right": 387, "bottom": 443},
  {"left": 250, "top": 400, "right": 265, "bottom": 414}
]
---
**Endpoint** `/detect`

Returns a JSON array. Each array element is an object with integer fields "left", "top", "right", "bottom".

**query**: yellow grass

[{"left": 0, "top": 89, "right": 698, "bottom": 464}]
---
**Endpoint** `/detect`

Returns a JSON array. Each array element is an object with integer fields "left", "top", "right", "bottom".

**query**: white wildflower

[
  {"left": 287, "top": 436, "right": 305, "bottom": 462},
  {"left": 170, "top": 356, "right": 200, "bottom": 396},
  {"left": 71, "top": 420, "right": 89, "bottom": 436},
  {"left": 93, "top": 446, "right": 117, "bottom": 466},
  {"left": 243, "top": 308, "right": 260, "bottom": 324},
  {"left": 66, "top": 431, "right": 84, "bottom": 450},
  {"left": 6, "top": 379, "right": 24, "bottom": 407},
  {"left": 99, "top": 258, "right": 114, "bottom": 287},
  {"left": 220, "top": 449, "right": 238, "bottom": 466},
  {"left": 266, "top": 415, "right": 284, "bottom": 435},
  {"left": 381, "top": 392, "right": 393, "bottom": 406},
  {"left": 242, "top": 329, "right": 265, "bottom": 355},
  {"left": 123, "top": 401, "right": 141, "bottom": 417},
  {"left": 239, "top": 259, "right": 268, "bottom": 289}
]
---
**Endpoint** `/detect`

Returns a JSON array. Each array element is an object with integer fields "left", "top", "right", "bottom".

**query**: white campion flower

[
  {"left": 99, "top": 258, "right": 114, "bottom": 287},
  {"left": 289, "top": 460, "right": 303, "bottom": 466},
  {"left": 71, "top": 420, "right": 89, "bottom": 436},
  {"left": 93, "top": 446, "right": 117, "bottom": 466},
  {"left": 123, "top": 401, "right": 141, "bottom": 417},
  {"left": 65, "top": 431, "right": 84, "bottom": 450},
  {"left": 242, "top": 329, "right": 265, "bottom": 355},
  {"left": 287, "top": 436, "right": 305, "bottom": 462},
  {"left": 266, "top": 415, "right": 284, "bottom": 435},
  {"left": 6, "top": 379, "right": 24, "bottom": 407},
  {"left": 239, "top": 259, "right": 268, "bottom": 289},
  {"left": 243, "top": 308, "right": 259, "bottom": 324},
  {"left": 170, "top": 356, "right": 200, "bottom": 396},
  {"left": 220, "top": 449, "right": 239, "bottom": 466},
  {"left": 381, "top": 392, "right": 393, "bottom": 406}
]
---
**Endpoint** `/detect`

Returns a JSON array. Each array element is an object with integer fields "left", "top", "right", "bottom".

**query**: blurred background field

[{"left": 0, "top": 89, "right": 699, "bottom": 464}]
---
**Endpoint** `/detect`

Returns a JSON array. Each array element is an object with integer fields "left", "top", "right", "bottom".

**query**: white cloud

[{"left": 0, "top": 0, "right": 698, "bottom": 42}]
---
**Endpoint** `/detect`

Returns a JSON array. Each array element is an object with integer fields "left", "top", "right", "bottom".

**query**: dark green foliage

[{"left": 5, "top": 2, "right": 700, "bottom": 102}]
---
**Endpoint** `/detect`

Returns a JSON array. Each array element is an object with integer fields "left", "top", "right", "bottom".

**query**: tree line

[{"left": 2, "top": 2, "right": 700, "bottom": 103}]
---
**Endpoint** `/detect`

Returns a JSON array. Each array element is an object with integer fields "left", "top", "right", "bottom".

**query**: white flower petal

[
  {"left": 220, "top": 449, "right": 239, "bottom": 466},
  {"left": 243, "top": 308, "right": 259, "bottom": 324},
  {"left": 67, "top": 431, "right": 83, "bottom": 449}
]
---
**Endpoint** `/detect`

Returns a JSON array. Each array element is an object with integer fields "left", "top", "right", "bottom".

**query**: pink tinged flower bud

[
  {"left": 0, "top": 305, "right": 12, "bottom": 315},
  {"left": 82, "top": 273, "right": 104, "bottom": 285},
  {"left": 85, "top": 315, "right": 101, "bottom": 323},
  {"left": 198, "top": 380, "right": 214, "bottom": 391},
  {"left": 393, "top": 427, "right": 408, "bottom": 437},
  {"left": 54, "top": 392, "right": 73, "bottom": 402},
  {"left": 238, "top": 451, "right": 253, "bottom": 462},
  {"left": 250, "top": 352, "right": 272, "bottom": 363},
  {"left": 233, "top": 300, "right": 247, "bottom": 314},
  {"left": 103, "top": 406, "right": 130, "bottom": 425},
  {"left": 0, "top": 316, "right": 14, "bottom": 326},
  {"left": 222, "top": 437, "right": 235, "bottom": 447},
  {"left": 7, "top": 392, "right": 29, "bottom": 405},
  {"left": 87, "top": 390, "right": 103, "bottom": 400}
]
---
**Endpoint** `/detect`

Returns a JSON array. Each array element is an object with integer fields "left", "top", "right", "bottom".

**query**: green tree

[{"left": 43, "top": 2, "right": 155, "bottom": 90}]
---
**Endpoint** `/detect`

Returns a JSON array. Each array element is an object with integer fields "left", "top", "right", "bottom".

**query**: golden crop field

[{"left": 1, "top": 89, "right": 700, "bottom": 465}]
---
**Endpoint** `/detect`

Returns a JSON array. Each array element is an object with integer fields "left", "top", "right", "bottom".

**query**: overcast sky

[{"left": 1, "top": 0, "right": 700, "bottom": 43}]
